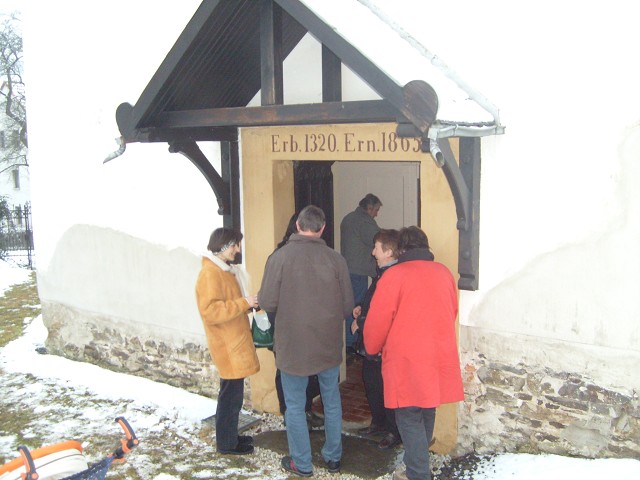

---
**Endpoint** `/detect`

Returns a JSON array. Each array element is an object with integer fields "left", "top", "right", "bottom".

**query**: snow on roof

[{"left": 299, "top": 0, "right": 504, "bottom": 135}]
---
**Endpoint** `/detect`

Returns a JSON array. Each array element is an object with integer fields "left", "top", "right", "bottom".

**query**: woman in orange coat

[
  {"left": 364, "top": 226, "right": 464, "bottom": 480},
  {"left": 195, "top": 228, "right": 260, "bottom": 455}
]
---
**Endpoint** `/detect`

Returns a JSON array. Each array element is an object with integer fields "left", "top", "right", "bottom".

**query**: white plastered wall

[
  {"left": 22, "top": 0, "right": 640, "bottom": 440},
  {"left": 23, "top": 1, "right": 221, "bottom": 347}
]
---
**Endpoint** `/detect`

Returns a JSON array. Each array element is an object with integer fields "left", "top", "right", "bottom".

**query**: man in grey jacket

[
  {"left": 340, "top": 193, "right": 382, "bottom": 351},
  {"left": 259, "top": 205, "right": 354, "bottom": 477}
]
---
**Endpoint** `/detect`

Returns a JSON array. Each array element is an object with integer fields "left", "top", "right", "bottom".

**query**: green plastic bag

[{"left": 252, "top": 309, "right": 274, "bottom": 348}]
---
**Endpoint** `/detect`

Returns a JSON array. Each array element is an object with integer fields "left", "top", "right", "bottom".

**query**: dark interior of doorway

[
  {"left": 293, "top": 161, "right": 334, "bottom": 248},
  {"left": 294, "top": 160, "right": 370, "bottom": 424}
]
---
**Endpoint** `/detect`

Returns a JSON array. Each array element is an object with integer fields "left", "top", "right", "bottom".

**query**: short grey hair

[{"left": 296, "top": 205, "right": 325, "bottom": 233}]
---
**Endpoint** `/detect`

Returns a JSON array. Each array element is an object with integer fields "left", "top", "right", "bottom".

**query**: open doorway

[
  {"left": 293, "top": 160, "right": 420, "bottom": 249},
  {"left": 295, "top": 159, "right": 421, "bottom": 424},
  {"left": 333, "top": 161, "right": 420, "bottom": 238}
]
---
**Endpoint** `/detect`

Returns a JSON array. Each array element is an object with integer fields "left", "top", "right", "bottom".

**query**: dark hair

[
  {"left": 207, "top": 227, "right": 243, "bottom": 253},
  {"left": 276, "top": 213, "right": 298, "bottom": 249},
  {"left": 358, "top": 193, "right": 382, "bottom": 209},
  {"left": 397, "top": 226, "right": 430, "bottom": 252},
  {"left": 296, "top": 205, "right": 325, "bottom": 233},
  {"left": 373, "top": 229, "right": 399, "bottom": 258}
]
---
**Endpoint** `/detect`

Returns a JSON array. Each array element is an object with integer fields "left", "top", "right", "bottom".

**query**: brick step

[{"left": 312, "top": 354, "right": 371, "bottom": 424}]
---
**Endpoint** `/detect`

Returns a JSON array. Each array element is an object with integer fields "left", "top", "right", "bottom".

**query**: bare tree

[{"left": 0, "top": 12, "right": 26, "bottom": 173}]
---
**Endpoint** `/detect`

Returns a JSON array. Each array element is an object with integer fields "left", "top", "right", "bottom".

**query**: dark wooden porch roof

[
  {"left": 111, "top": 0, "right": 486, "bottom": 291},
  {"left": 115, "top": 0, "right": 438, "bottom": 145}
]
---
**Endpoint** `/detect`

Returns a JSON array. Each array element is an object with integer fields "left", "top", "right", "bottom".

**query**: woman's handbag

[{"left": 251, "top": 309, "right": 274, "bottom": 348}]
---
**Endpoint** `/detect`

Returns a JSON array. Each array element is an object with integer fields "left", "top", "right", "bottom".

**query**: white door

[{"left": 332, "top": 161, "right": 419, "bottom": 250}]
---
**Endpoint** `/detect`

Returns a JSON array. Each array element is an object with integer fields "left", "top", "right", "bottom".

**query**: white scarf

[{"left": 204, "top": 251, "right": 250, "bottom": 297}]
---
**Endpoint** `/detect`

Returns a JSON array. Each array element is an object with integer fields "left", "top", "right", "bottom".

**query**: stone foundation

[
  {"left": 42, "top": 301, "right": 639, "bottom": 458},
  {"left": 41, "top": 301, "right": 237, "bottom": 402},
  {"left": 459, "top": 329, "right": 639, "bottom": 458}
]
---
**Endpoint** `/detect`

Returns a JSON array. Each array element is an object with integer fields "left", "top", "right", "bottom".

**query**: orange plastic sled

[
  {"left": 0, "top": 417, "right": 138, "bottom": 480},
  {"left": 0, "top": 440, "right": 87, "bottom": 480}
]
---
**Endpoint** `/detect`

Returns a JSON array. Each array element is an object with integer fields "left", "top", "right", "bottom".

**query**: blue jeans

[
  {"left": 281, "top": 365, "right": 342, "bottom": 472},
  {"left": 395, "top": 407, "right": 436, "bottom": 480},
  {"left": 347, "top": 273, "right": 369, "bottom": 348}
]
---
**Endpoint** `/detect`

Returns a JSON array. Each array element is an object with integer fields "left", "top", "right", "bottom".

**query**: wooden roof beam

[
  {"left": 260, "top": 0, "right": 284, "bottom": 106},
  {"left": 322, "top": 45, "right": 342, "bottom": 102},
  {"left": 275, "top": 0, "right": 437, "bottom": 134},
  {"left": 156, "top": 100, "right": 404, "bottom": 128}
]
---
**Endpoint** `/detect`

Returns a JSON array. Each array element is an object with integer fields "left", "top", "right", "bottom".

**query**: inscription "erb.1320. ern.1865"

[{"left": 270, "top": 131, "right": 421, "bottom": 154}]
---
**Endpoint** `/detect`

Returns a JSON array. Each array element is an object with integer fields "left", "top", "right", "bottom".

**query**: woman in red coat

[{"left": 364, "top": 226, "right": 464, "bottom": 480}]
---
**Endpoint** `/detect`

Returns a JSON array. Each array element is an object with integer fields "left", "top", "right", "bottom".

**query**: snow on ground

[
  {"left": 470, "top": 453, "right": 640, "bottom": 480},
  {"left": 0, "top": 258, "right": 31, "bottom": 295},
  {"left": 1, "top": 259, "right": 639, "bottom": 479},
  {"left": 1, "top": 315, "right": 217, "bottom": 426}
]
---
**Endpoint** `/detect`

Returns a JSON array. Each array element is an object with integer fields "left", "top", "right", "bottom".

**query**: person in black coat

[{"left": 351, "top": 229, "right": 402, "bottom": 449}]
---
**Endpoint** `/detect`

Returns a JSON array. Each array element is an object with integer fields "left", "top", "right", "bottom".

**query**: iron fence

[{"left": 0, "top": 202, "right": 34, "bottom": 269}]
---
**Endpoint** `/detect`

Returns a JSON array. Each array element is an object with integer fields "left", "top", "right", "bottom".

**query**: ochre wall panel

[{"left": 242, "top": 123, "right": 460, "bottom": 453}]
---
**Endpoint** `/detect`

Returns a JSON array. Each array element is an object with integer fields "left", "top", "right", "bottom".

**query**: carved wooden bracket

[{"left": 439, "top": 137, "right": 481, "bottom": 291}]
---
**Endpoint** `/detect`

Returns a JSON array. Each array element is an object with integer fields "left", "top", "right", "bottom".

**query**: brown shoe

[
  {"left": 357, "top": 423, "right": 386, "bottom": 436},
  {"left": 378, "top": 432, "right": 402, "bottom": 449}
]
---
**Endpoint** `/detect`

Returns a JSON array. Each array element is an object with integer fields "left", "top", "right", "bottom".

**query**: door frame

[{"left": 241, "top": 122, "right": 460, "bottom": 453}]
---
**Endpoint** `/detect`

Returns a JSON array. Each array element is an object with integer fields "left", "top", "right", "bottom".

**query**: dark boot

[{"left": 306, "top": 410, "right": 324, "bottom": 430}]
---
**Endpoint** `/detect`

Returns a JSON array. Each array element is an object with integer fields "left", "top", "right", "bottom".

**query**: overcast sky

[{"left": 0, "top": 0, "right": 20, "bottom": 14}]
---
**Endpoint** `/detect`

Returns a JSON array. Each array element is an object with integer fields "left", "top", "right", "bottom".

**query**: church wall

[{"left": 22, "top": 0, "right": 640, "bottom": 459}]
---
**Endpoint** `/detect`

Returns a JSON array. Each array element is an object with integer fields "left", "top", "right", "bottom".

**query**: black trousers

[
  {"left": 363, "top": 356, "right": 398, "bottom": 436},
  {"left": 215, "top": 378, "right": 245, "bottom": 450}
]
